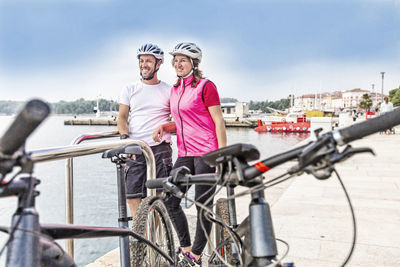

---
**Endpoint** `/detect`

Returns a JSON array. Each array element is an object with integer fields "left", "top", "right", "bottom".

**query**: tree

[
  {"left": 359, "top": 93, "right": 373, "bottom": 111},
  {"left": 390, "top": 87, "right": 400, "bottom": 107},
  {"left": 220, "top": 97, "right": 238, "bottom": 103}
]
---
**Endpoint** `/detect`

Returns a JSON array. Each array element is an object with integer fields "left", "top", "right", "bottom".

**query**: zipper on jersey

[{"left": 177, "top": 80, "right": 187, "bottom": 156}]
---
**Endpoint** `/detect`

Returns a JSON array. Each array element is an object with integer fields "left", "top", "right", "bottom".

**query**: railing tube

[
  {"left": 29, "top": 132, "right": 157, "bottom": 259},
  {"left": 65, "top": 158, "right": 74, "bottom": 258}
]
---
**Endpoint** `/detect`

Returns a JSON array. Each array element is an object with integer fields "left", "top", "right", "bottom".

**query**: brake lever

[
  {"left": 303, "top": 145, "right": 375, "bottom": 180},
  {"left": 289, "top": 145, "right": 336, "bottom": 175},
  {"left": 329, "top": 145, "right": 375, "bottom": 164},
  {"left": 162, "top": 181, "right": 184, "bottom": 198},
  {"left": 160, "top": 166, "right": 191, "bottom": 199}
]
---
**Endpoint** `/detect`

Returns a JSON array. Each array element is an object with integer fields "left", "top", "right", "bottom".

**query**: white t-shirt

[
  {"left": 119, "top": 80, "right": 171, "bottom": 146},
  {"left": 380, "top": 102, "right": 393, "bottom": 113}
]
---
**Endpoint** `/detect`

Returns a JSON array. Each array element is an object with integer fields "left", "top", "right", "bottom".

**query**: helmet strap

[{"left": 177, "top": 69, "right": 193, "bottom": 79}]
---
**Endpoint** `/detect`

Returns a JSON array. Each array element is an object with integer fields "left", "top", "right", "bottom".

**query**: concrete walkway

[
  {"left": 87, "top": 127, "right": 400, "bottom": 267},
  {"left": 268, "top": 130, "right": 400, "bottom": 267}
]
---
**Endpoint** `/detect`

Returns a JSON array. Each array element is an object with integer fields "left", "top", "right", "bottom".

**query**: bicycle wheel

[
  {"left": 130, "top": 196, "right": 175, "bottom": 267},
  {"left": 214, "top": 198, "right": 233, "bottom": 264},
  {"left": 40, "top": 237, "right": 76, "bottom": 267}
]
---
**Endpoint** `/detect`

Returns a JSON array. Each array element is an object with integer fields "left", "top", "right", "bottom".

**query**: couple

[{"left": 117, "top": 42, "right": 227, "bottom": 267}]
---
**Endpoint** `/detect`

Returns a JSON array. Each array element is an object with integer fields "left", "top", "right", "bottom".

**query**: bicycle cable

[
  {"left": 197, "top": 161, "right": 245, "bottom": 266},
  {"left": 0, "top": 226, "right": 67, "bottom": 258},
  {"left": 333, "top": 168, "right": 357, "bottom": 267},
  {"left": 273, "top": 238, "right": 290, "bottom": 266},
  {"left": 184, "top": 193, "right": 243, "bottom": 267},
  {"left": 0, "top": 173, "right": 34, "bottom": 258}
]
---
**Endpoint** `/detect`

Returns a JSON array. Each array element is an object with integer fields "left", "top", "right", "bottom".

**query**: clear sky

[{"left": 0, "top": 0, "right": 399, "bottom": 102}]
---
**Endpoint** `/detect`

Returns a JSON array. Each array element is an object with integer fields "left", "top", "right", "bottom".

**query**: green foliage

[
  {"left": 249, "top": 98, "right": 291, "bottom": 113},
  {"left": 0, "top": 101, "right": 24, "bottom": 115},
  {"left": 359, "top": 93, "right": 373, "bottom": 111},
  {"left": 389, "top": 87, "right": 400, "bottom": 107},
  {"left": 220, "top": 97, "right": 238, "bottom": 103},
  {"left": 51, "top": 98, "right": 119, "bottom": 114},
  {"left": 0, "top": 99, "right": 119, "bottom": 115}
]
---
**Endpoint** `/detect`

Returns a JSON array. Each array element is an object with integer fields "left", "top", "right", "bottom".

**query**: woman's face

[{"left": 173, "top": 55, "right": 192, "bottom": 77}]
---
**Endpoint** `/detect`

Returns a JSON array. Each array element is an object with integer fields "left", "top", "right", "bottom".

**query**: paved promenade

[
  {"left": 267, "top": 129, "right": 400, "bottom": 266},
  {"left": 88, "top": 126, "right": 400, "bottom": 267}
]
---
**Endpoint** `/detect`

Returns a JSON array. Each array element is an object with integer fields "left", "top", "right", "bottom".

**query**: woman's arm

[
  {"left": 208, "top": 105, "right": 227, "bottom": 148},
  {"left": 152, "top": 122, "right": 176, "bottom": 143}
]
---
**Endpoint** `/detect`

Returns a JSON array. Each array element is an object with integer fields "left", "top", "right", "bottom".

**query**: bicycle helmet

[
  {"left": 169, "top": 42, "right": 202, "bottom": 63},
  {"left": 137, "top": 43, "right": 164, "bottom": 63}
]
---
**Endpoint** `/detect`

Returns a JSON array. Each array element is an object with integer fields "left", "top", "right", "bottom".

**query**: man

[
  {"left": 117, "top": 43, "right": 172, "bottom": 218},
  {"left": 380, "top": 96, "right": 394, "bottom": 134},
  {"left": 380, "top": 96, "right": 394, "bottom": 114}
]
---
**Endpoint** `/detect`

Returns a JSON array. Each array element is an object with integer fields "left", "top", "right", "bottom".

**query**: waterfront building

[
  {"left": 221, "top": 102, "right": 249, "bottom": 119},
  {"left": 294, "top": 88, "right": 386, "bottom": 111}
]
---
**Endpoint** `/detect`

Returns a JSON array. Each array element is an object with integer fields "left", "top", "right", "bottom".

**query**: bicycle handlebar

[
  {"left": 147, "top": 108, "right": 400, "bottom": 190},
  {"left": 0, "top": 99, "right": 50, "bottom": 156},
  {"left": 334, "top": 108, "right": 400, "bottom": 145}
]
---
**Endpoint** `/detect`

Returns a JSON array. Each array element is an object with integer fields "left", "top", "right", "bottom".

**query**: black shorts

[{"left": 125, "top": 142, "right": 172, "bottom": 199}]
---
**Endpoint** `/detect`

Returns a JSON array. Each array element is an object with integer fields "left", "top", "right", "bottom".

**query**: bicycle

[
  {"left": 0, "top": 99, "right": 175, "bottom": 267},
  {"left": 146, "top": 107, "right": 400, "bottom": 266}
]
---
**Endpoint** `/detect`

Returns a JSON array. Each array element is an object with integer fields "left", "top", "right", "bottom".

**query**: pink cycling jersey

[{"left": 170, "top": 76, "right": 221, "bottom": 157}]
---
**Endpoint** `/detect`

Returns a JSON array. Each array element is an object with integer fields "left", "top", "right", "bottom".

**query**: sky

[{"left": 0, "top": 0, "right": 399, "bottom": 103}]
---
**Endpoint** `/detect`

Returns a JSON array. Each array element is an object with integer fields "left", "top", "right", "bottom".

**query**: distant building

[
  {"left": 294, "top": 89, "right": 386, "bottom": 111},
  {"left": 342, "top": 88, "right": 370, "bottom": 108},
  {"left": 221, "top": 102, "right": 249, "bottom": 119}
]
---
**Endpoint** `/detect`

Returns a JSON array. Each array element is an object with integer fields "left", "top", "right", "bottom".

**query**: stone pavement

[
  {"left": 268, "top": 130, "right": 400, "bottom": 267},
  {"left": 87, "top": 126, "right": 400, "bottom": 267}
]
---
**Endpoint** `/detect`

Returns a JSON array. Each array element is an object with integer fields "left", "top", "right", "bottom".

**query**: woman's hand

[{"left": 153, "top": 125, "right": 164, "bottom": 143}]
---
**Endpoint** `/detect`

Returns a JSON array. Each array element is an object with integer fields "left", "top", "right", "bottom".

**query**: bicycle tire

[
  {"left": 40, "top": 237, "right": 76, "bottom": 267},
  {"left": 214, "top": 198, "right": 233, "bottom": 265},
  {"left": 130, "top": 196, "right": 175, "bottom": 267}
]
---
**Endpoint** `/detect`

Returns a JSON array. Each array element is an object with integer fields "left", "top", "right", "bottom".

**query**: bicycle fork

[{"left": 249, "top": 190, "right": 279, "bottom": 267}]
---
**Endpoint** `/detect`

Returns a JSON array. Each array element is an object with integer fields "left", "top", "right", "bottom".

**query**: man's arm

[{"left": 117, "top": 104, "right": 130, "bottom": 136}]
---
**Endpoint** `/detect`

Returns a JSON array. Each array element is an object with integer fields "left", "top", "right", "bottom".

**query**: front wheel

[
  {"left": 213, "top": 198, "right": 233, "bottom": 265},
  {"left": 130, "top": 196, "right": 175, "bottom": 267}
]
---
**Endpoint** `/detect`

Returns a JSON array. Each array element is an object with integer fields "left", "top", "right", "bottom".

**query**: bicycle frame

[
  {"left": 1, "top": 173, "right": 174, "bottom": 266},
  {"left": 1, "top": 139, "right": 174, "bottom": 267},
  {"left": 211, "top": 179, "right": 279, "bottom": 266}
]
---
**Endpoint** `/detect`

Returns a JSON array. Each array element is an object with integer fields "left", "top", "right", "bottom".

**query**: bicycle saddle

[
  {"left": 102, "top": 144, "right": 142, "bottom": 158},
  {"left": 202, "top": 143, "right": 260, "bottom": 166}
]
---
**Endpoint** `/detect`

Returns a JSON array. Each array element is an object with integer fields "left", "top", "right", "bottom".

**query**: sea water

[{"left": 0, "top": 115, "right": 309, "bottom": 266}]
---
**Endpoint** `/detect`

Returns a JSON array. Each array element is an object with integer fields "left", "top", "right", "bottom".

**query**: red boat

[{"left": 255, "top": 114, "right": 310, "bottom": 133}]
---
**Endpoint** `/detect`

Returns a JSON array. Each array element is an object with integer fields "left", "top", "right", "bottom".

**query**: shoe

[{"left": 176, "top": 248, "right": 202, "bottom": 267}]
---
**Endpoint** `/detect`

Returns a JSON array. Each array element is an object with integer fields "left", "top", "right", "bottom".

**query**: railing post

[{"left": 65, "top": 157, "right": 74, "bottom": 258}]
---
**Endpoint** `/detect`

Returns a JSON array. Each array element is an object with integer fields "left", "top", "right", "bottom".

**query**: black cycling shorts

[{"left": 125, "top": 142, "right": 172, "bottom": 199}]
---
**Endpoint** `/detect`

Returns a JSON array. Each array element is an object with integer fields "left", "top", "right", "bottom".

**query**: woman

[{"left": 153, "top": 42, "right": 227, "bottom": 266}]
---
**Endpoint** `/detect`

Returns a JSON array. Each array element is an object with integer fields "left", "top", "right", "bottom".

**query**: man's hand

[{"left": 152, "top": 125, "right": 164, "bottom": 143}]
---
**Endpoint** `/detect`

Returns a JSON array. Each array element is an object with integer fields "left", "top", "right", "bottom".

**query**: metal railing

[{"left": 29, "top": 131, "right": 156, "bottom": 258}]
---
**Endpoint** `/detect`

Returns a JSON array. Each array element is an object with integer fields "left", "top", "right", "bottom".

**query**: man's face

[{"left": 139, "top": 55, "right": 159, "bottom": 79}]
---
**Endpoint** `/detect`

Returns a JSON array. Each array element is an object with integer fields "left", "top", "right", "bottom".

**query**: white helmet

[
  {"left": 169, "top": 42, "right": 202, "bottom": 63},
  {"left": 137, "top": 43, "right": 164, "bottom": 63}
]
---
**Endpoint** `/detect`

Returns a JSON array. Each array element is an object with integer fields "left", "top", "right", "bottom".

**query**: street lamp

[
  {"left": 372, "top": 84, "right": 376, "bottom": 106},
  {"left": 380, "top": 72, "right": 385, "bottom": 103}
]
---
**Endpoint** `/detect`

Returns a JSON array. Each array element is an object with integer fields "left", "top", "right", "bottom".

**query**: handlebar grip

[
  {"left": 337, "top": 108, "right": 400, "bottom": 145},
  {"left": 146, "top": 178, "right": 168, "bottom": 189},
  {"left": 0, "top": 99, "right": 50, "bottom": 155}
]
